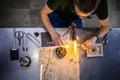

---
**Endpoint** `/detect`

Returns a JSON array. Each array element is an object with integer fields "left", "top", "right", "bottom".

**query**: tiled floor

[
  {"left": 116, "top": 0, "right": 120, "bottom": 11},
  {"left": 108, "top": 0, "right": 120, "bottom": 28},
  {"left": 11, "top": 0, "right": 30, "bottom": 9}
]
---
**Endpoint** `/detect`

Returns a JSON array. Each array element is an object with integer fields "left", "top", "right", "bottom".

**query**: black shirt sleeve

[
  {"left": 47, "top": 0, "right": 62, "bottom": 10},
  {"left": 95, "top": 0, "right": 108, "bottom": 20}
]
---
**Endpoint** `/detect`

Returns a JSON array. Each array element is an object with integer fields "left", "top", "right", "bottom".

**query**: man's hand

[
  {"left": 82, "top": 36, "right": 97, "bottom": 50},
  {"left": 50, "top": 31, "right": 64, "bottom": 46}
]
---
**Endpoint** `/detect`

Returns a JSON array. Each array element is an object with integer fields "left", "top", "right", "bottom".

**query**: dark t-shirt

[{"left": 47, "top": 0, "right": 108, "bottom": 20}]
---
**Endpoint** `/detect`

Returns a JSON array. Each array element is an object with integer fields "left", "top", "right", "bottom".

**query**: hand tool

[
  {"left": 62, "top": 22, "right": 77, "bottom": 42},
  {"left": 103, "top": 29, "right": 112, "bottom": 45},
  {"left": 27, "top": 33, "right": 41, "bottom": 48},
  {"left": 15, "top": 31, "right": 24, "bottom": 46},
  {"left": 10, "top": 28, "right": 19, "bottom": 60},
  {"left": 19, "top": 33, "right": 31, "bottom": 67},
  {"left": 69, "top": 23, "right": 77, "bottom": 41}
]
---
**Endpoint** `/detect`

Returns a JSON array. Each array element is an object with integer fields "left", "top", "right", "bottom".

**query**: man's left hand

[{"left": 81, "top": 36, "right": 97, "bottom": 50}]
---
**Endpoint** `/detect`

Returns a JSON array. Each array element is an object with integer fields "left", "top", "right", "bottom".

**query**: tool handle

[{"left": 13, "top": 28, "right": 16, "bottom": 49}]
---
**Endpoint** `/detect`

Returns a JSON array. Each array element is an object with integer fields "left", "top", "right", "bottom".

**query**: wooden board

[
  {"left": 39, "top": 28, "right": 106, "bottom": 80},
  {"left": 39, "top": 46, "right": 80, "bottom": 80}
]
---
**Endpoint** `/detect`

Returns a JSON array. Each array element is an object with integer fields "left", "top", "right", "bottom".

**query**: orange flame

[
  {"left": 62, "top": 39, "right": 79, "bottom": 56},
  {"left": 73, "top": 41, "right": 78, "bottom": 55}
]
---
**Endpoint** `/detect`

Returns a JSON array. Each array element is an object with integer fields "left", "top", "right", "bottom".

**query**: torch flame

[
  {"left": 73, "top": 41, "right": 78, "bottom": 55},
  {"left": 62, "top": 41, "right": 78, "bottom": 56}
]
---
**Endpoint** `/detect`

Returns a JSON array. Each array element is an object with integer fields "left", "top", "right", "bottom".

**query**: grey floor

[{"left": 0, "top": 0, "right": 120, "bottom": 27}]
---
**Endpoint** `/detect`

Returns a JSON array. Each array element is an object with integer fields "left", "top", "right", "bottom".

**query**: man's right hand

[{"left": 50, "top": 31, "right": 64, "bottom": 46}]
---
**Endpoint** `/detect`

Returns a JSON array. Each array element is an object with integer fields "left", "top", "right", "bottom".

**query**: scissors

[{"left": 15, "top": 31, "right": 24, "bottom": 46}]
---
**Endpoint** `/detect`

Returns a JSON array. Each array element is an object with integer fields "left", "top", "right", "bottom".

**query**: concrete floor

[{"left": 0, "top": 0, "right": 119, "bottom": 27}]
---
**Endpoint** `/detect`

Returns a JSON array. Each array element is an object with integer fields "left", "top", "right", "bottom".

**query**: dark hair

[{"left": 74, "top": 0, "right": 100, "bottom": 13}]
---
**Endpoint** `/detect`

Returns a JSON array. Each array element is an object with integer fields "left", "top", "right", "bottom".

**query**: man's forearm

[
  {"left": 39, "top": 4, "right": 57, "bottom": 35},
  {"left": 96, "top": 17, "right": 110, "bottom": 38},
  {"left": 40, "top": 12, "right": 57, "bottom": 36},
  {"left": 96, "top": 26, "right": 110, "bottom": 38}
]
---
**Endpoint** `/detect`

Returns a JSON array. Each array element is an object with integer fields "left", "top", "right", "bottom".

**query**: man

[{"left": 39, "top": 0, "right": 110, "bottom": 50}]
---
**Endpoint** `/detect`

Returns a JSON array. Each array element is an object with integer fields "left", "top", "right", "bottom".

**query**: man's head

[{"left": 74, "top": 0, "right": 100, "bottom": 18}]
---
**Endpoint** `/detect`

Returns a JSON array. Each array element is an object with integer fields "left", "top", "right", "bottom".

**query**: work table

[
  {"left": 39, "top": 28, "right": 120, "bottom": 80},
  {"left": 0, "top": 28, "right": 120, "bottom": 80}
]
